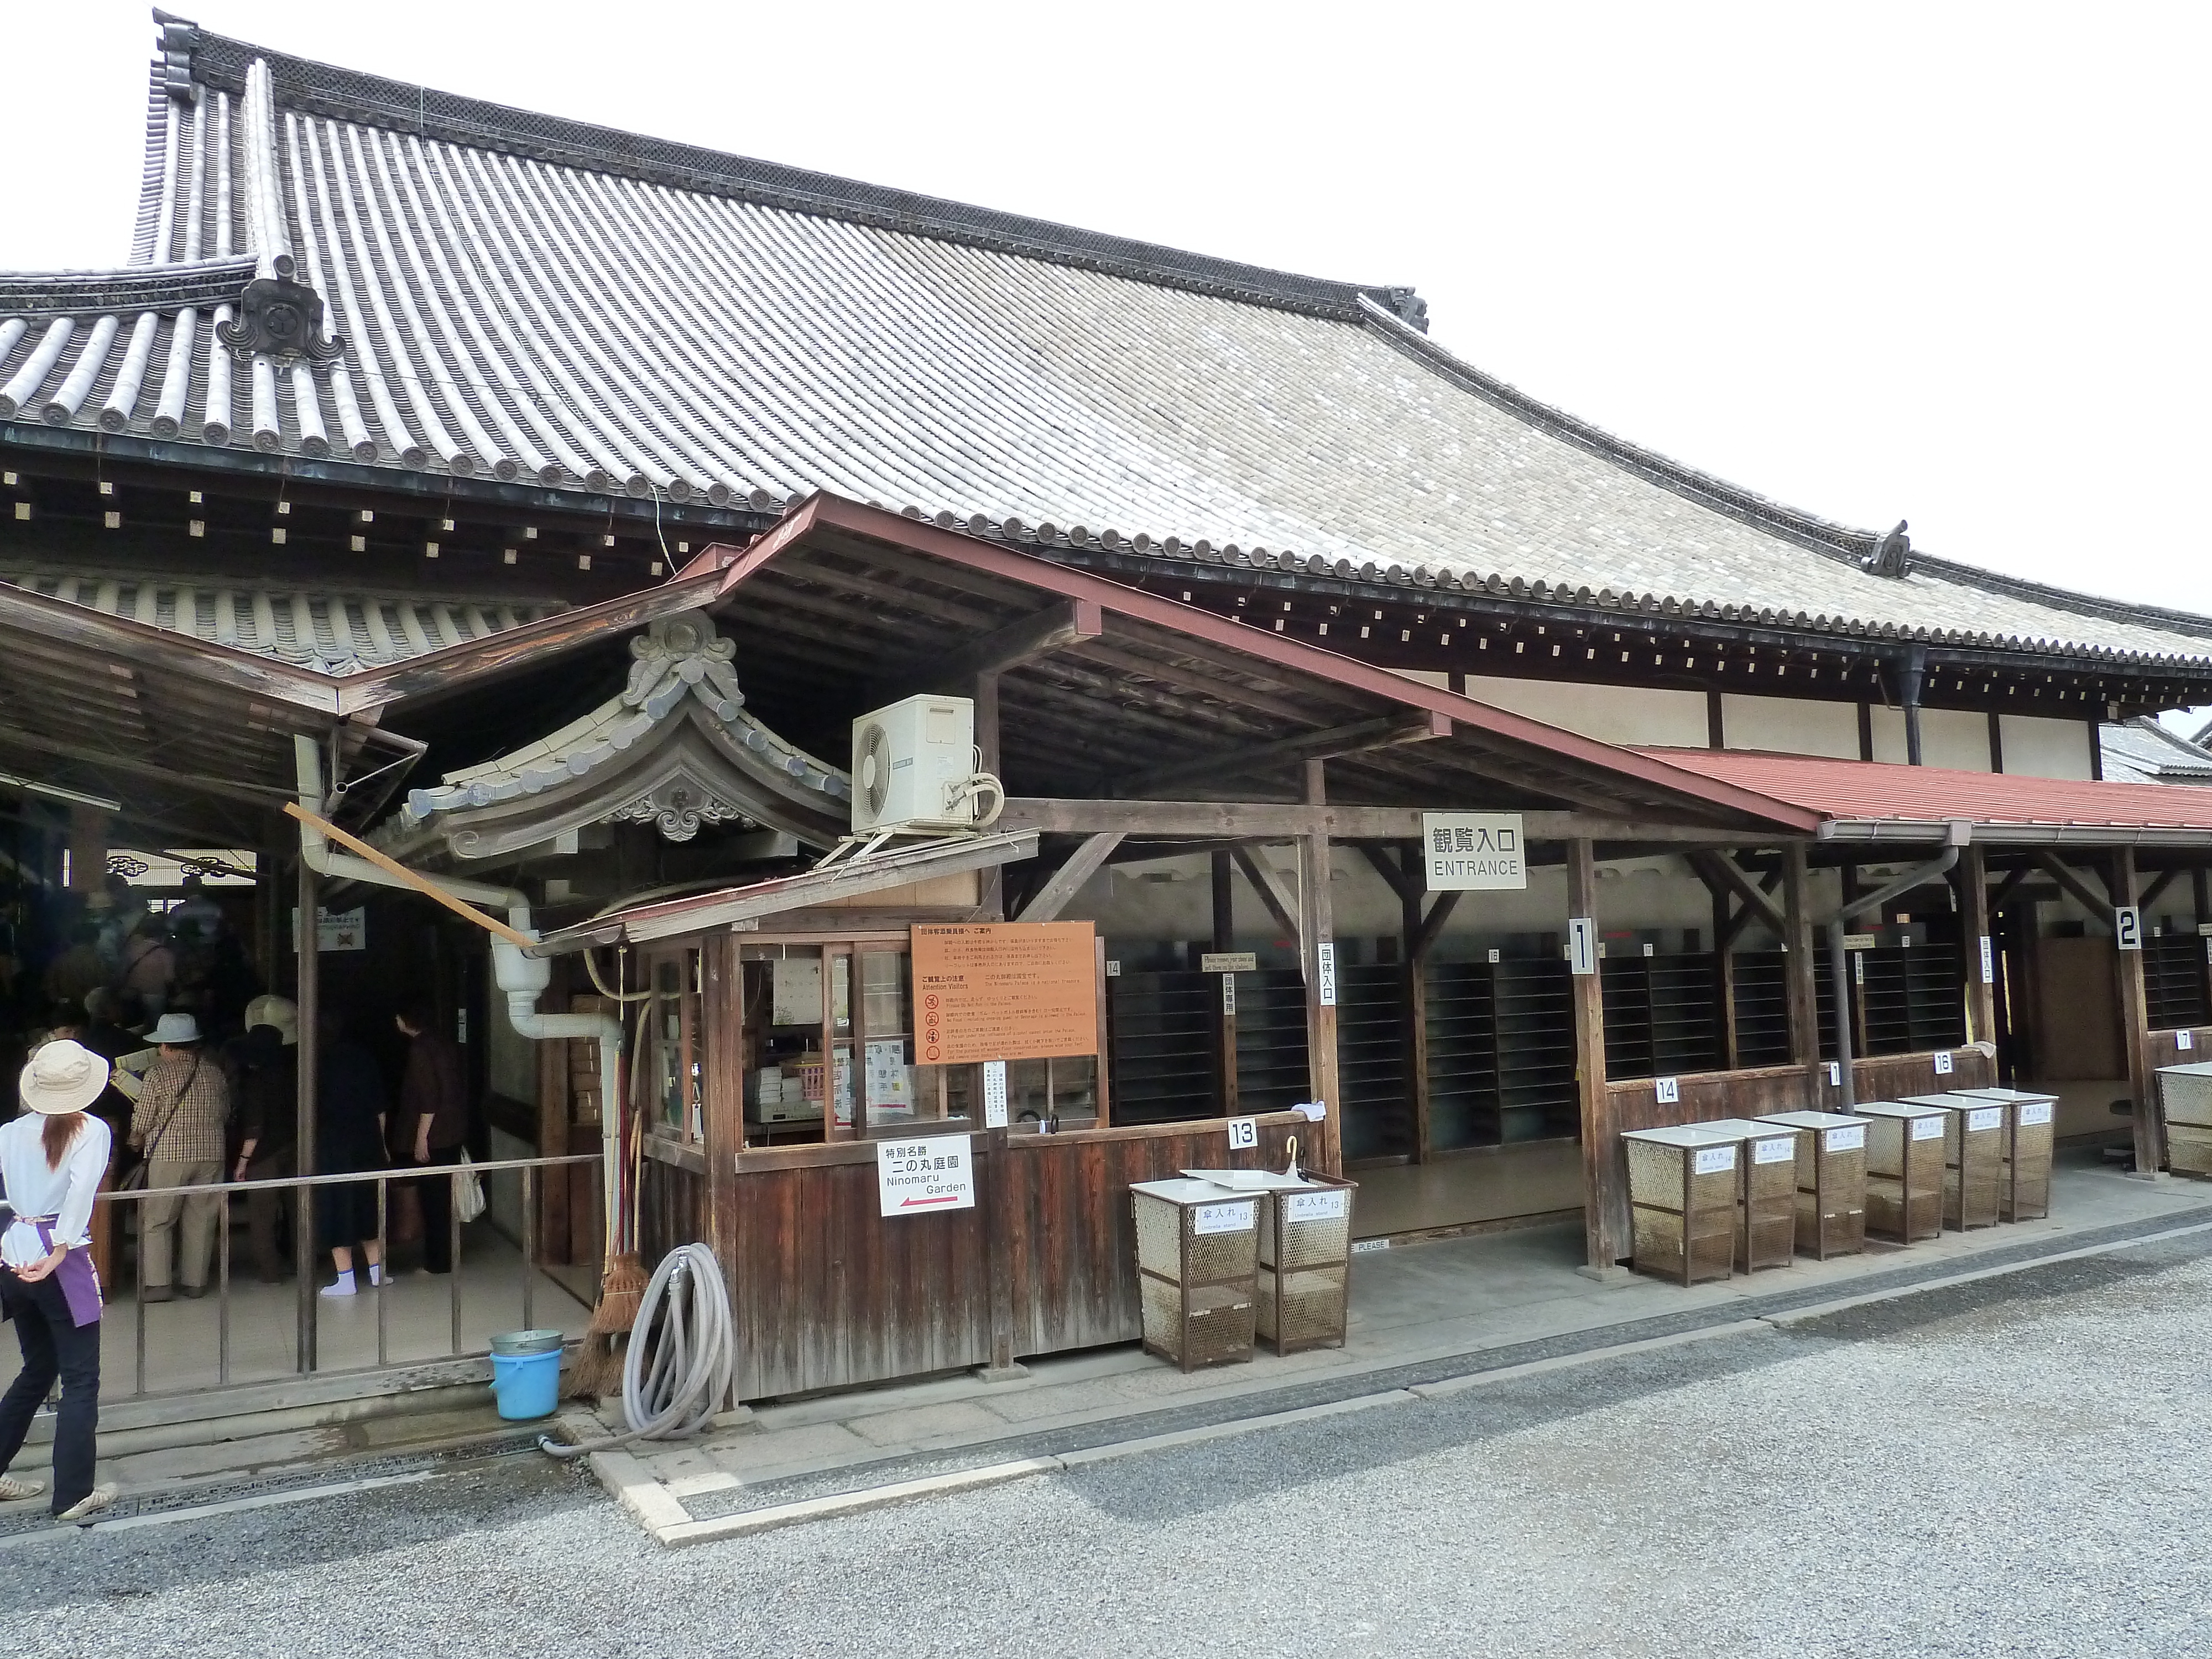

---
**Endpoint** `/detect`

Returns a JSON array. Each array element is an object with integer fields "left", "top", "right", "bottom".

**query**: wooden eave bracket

[
  {"left": 870, "top": 598, "right": 1104, "bottom": 702},
  {"left": 1120, "top": 710, "right": 1450, "bottom": 797}
]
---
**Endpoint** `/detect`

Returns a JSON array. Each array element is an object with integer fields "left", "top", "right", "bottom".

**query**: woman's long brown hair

[{"left": 40, "top": 1112, "right": 85, "bottom": 1171}]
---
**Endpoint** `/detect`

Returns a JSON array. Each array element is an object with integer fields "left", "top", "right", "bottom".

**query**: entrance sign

[
  {"left": 1567, "top": 919, "right": 1597, "bottom": 976},
  {"left": 1221, "top": 974, "right": 1237, "bottom": 1015},
  {"left": 2115, "top": 906, "right": 2142, "bottom": 951},
  {"left": 911, "top": 922, "right": 1098, "bottom": 1065},
  {"left": 1316, "top": 942, "right": 1338, "bottom": 1006},
  {"left": 1422, "top": 812, "right": 1526, "bottom": 891},
  {"left": 877, "top": 1135, "right": 975, "bottom": 1215},
  {"left": 1978, "top": 936, "right": 1995, "bottom": 985}
]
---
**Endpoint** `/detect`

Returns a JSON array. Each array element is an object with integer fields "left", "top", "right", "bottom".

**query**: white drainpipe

[{"left": 293, "top": 737, "right": 627, "bottom": 1242}]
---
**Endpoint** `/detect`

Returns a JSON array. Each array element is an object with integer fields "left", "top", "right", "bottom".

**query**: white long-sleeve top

[{"left": 0, "top": 1113, "right": 112, "bottom": 1268}]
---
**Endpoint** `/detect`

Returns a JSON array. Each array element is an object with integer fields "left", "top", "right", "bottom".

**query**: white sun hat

[{"left": 18, "top": 1041, "right": 111, "bottom": 1116}]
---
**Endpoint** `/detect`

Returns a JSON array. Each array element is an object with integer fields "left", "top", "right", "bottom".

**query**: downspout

[
  {"left": 292, "top": 736, "right": 628, "bottom": 1255},
  {"left": 1829, "top": 822, "right": 1968, "bottom": 1111},
  {"left": 1898, "top": 646, "right": 1928, "bottom": 767}
]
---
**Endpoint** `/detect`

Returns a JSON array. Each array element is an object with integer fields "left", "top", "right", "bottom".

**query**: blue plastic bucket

[{"left": 489, "top": 1334, "right": 564, "bottom": 1421}]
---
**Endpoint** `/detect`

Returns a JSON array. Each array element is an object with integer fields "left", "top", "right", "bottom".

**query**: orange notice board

[{"left": 911, "top": 922, "right": 1100, "bottom": 1065}]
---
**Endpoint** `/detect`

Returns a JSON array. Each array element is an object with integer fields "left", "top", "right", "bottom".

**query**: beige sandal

[
  {"left": 55, "top": 1483, "right": 115, "bottom": 1525},
  {"left": 0, "top": 1474, "right": 43, "bottom": 1503}
]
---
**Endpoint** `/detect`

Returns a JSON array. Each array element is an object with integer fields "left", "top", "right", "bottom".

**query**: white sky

[{"left": 5, "top": 2, "right": 2209, "bottom": 624}]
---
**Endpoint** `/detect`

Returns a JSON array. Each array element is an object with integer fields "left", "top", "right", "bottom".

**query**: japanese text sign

[
  {"left": 877, "top": 1135, "right": 975, "bottom": 1216},
  {"left": 1421, "top": 812, "right": 1527, "bottom": 891},
  {"left": 911, "top": 922, "right": 1098, "bottom": 1065}
]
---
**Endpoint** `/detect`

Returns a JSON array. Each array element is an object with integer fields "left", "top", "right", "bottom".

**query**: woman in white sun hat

[{"left": 0, "top": 1040, "right": 117, "bottom": 1522}]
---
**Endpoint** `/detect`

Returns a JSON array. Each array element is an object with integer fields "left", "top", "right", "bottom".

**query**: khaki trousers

[{"left": 140, "top": 1159, "right": 223, "bottom": 1291}]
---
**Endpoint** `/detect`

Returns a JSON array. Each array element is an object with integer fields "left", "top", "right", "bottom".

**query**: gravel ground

[{"left": 9, "top": 1231, "right": 2211, "bottom": 1659}]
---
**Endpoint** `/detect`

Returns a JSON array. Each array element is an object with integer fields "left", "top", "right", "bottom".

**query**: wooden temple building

[{"left": 9, "top": 13, "right": 2212, "bottom": 1402}]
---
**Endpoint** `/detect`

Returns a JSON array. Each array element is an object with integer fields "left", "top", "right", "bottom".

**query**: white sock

[
  {"left": 320, "top": 1270, "right": 357, "bottom": 1298},
  {"left": 368, "top": 1265, "right": 385, "bottom": 1287}
]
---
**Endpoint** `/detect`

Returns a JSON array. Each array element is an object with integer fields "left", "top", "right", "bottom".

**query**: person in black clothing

[
  {"left": 314, "top": 1011, "right": 387, "bottom": 1299},
  {"left": 225, "top": 996, "right": 299, "bottom": 1283},
  {"left": 394, "top": 999, "right": 470, "bottom": 1275}
]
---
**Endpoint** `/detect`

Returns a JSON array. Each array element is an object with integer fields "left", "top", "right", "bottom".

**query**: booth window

[{"left": 650, "top": 948, "right": 704, "bottom": 1144}]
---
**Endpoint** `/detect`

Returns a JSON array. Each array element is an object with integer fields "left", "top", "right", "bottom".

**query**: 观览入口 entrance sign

[
  {"left": 911, "top": 922, "right": 1099, "bottom": 1064},
  {"left": 1422, "top": 813, "right": 1526, "bottom": 891}
]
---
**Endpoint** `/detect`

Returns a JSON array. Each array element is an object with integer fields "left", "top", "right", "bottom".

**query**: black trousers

[
  {"left": 0, "top": 1270, "right": 100, "bottom": 1515},
  {"left": 413, "top": 1152, "right": 460, "bottom": 1275}
]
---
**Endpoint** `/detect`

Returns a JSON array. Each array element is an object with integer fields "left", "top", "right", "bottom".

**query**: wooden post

[
  {"left": 295, "top": 856, "right": 320, "bottom": 1375},
  {"left": 65, "top": 805, "right": 107, "bottom": 893},
  {"left": 975, "top": 670, "right": 1003, "bottom": 921},
  {"left": 1711, "top": 877, "right": 1739, "bottom": 1068},
  {"left": 1211, "top": 849, "right": 1239, "bottom": 1117},
  {"left": 980, "top": 1124, "right": 1018, "bottom": 1375},
  {"left": 705, "top": 933, "right": 745, "bottom": 1287},
  {"left": 1093, "top": 935, "right": 1113, "bottom": 1126},
  {"left": 1782, "top": 842, "right": 1822, "bottom": 1104},
  {"left": 1568, "top": 838, "right": 1620, "bottom": 1271},
  {"left": 1298, "top": 760, "right": 1342, "bottom": 1175},
  {"left": 1402, "top": 845, "right": 1433, "bottom": 1162},
  {"left": 1959, "top": 843, "right": 1997, "bottom": 1049},
  {"left": 2111, "top": 848, "right": 2160, "bottom": 1175}
]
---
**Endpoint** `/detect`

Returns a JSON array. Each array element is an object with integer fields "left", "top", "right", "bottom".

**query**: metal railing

[{"left": 91, "top": 1151, "right": 604, "bottom": 1399}]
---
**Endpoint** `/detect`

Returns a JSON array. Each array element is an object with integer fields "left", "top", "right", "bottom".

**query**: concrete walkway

[{"left": 581, "top": 1146, "right": 2212, "bottom": 1538}]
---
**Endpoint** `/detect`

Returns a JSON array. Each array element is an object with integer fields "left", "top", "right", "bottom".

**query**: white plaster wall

[
  {"left": 1458, "top": 676, "right": 1707, "bottom": 748},
  {"left": 2000, "top": 713, "right": 2096, "bottom": 780},
  {"left": 1921, "top": 708, "right": 1994, "bottom": 771},
  {"left": 1869, "top": 707, "right": 2001, "bottom": 771},
  {"left": 1720, "top": 693, "right": 1859, "bottom": 759},
  {"left": 1870, "top": 705, "right": 1910, "bottom": 764}
]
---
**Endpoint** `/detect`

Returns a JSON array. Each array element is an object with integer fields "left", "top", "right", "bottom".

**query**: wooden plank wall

[
  {"left": 638, "top": 1156, "right": 707, "bottom": 1270},
  {"left": 1001, "top": 1115, "right": 1303, "bottom": 1356},
  {"left": 726, "top": 1111, "right": 1307, "bottom": 1400},
  {"left": 1605, "top": 1050, "right": 2000, "bottom": 1135},
  {"left": 1589, "top": 1049, "right": 1998, "bottom": 1266}
]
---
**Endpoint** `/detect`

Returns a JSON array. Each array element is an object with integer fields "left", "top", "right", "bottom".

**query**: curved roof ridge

[{"left": 163, "top": 18, "right": 1427, "bottom": 328}]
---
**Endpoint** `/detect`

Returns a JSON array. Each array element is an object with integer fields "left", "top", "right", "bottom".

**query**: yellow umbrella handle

[{"left": 1285, "top": 1134, "right": 1299, "bottom": 1172}]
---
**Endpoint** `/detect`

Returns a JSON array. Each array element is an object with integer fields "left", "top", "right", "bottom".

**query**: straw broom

[{"left": 566, "top": 992, "right": 652, "bottom": 1400}]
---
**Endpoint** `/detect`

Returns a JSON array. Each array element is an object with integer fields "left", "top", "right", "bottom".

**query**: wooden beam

[
  {"left": 2138, "top": 865, "right": 2183, "bottom": 916},
  {"left": 1690, "top": 851, "right": 1788, "bottom": 939},
  {"left": 1959, "top": 842, "right": 1997, "bottom": 1050},
  {"left": 1212, "top": 851, "right": 1239, "bottom": 1118},
  {"left": 2111, "top": 848, "right": 2161, "bottom": 1174},
  {"left": 1357, "top": 842, "right": 1420, "bottom": 906},
  {"left": 872, "top": 598, "right": 1103, "bottom": 701},
  {"left": 1987, "top": 865, "right": 2034, "bottom": 916},
  {"left": 282, "top": 802, "right": 535, "bottom": 948},
  {"left": 1400, "top": 846, "right": 1432, "bottom": 1164},
  {"left": 1014, "top": 832, "right": 1124, "bottom": 922},
  {"left": 1231, "top": 845, "right": 1301, "bottom": 943},
  {"left": 2032, "top": 850, "right": 2115, "bottom": 927},
  {"left": 1298, "top": 760, "right": 1342, "bottom": 1176},
  {"left": 1119, "top": 711, "right": 1449, "bottom": 798},
  {"left": 1782, "top": 842, "right": 1822, "bottom": 1101},
  {"left": 1568, "top": 837, "right": 1621, "bottom": 1269},
  {"left": 1715, "top": 868, "right": 1783, "bottom": 951},
  {"left": 998, "top": 798, "right": 1770, "bottom": 845},
  {"left": 1411, "top": 889, "right": 1463, "bottom": 959}
]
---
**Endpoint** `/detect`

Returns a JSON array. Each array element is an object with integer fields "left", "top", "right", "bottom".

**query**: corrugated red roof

[{"left": 1636, "top": 748, "right": 2212, "bottom": 832}]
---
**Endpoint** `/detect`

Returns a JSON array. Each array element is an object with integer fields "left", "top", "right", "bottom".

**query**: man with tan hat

[
  {"left": 1, "top": 1040, "right": 118, "bottom": 1522},
  {"left": 126, "top": 1013, "right": 229, "bottom": 1303}
]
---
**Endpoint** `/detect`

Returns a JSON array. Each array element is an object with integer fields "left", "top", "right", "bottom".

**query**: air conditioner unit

[{"left": 851, "top": 695, "right": 978, "bottom": 834}]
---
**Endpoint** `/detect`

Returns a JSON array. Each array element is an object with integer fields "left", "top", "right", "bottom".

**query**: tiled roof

[
  {"left": 2098, "top": 719, "right": 2212, "bottom": 787},
  {"left": 3, "top": 16, "right": 2211, "bottom": 669},
  {"left": 1639, "top": 748, "right": 2212, "bottom": 833},
  {"left": 0, "top": 565, "right": 561, "bottom": 674}
]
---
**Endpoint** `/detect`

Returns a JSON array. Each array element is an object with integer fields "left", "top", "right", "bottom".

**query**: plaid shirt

[{"left": 130, "top": 1052, "right": 230, "bottom": 1165}]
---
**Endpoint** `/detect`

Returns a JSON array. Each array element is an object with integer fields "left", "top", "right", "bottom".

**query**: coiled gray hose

[{"left": 539, "top": 1243, "right": 735, "bottom": 1458}]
